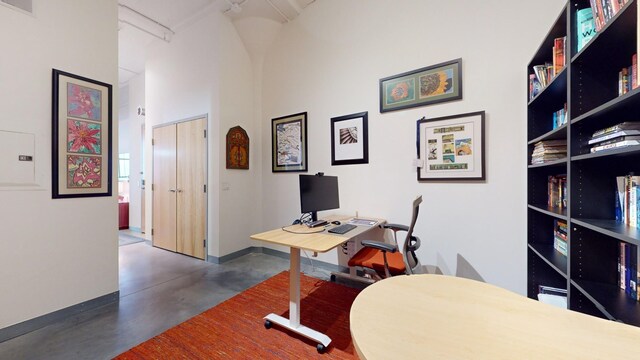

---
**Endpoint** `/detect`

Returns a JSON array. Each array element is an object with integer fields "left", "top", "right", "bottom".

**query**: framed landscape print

[
  {"left": 380, "top": 58, "right": 462, "bottom": 113},
  {"left": 331, "top": 111, "right": 368, "bottom": 166},
  {"left": 272, "top": 112, "right": 307, "bottom": 172},
  {"left": 226, "top": 126, "right": 249, "bottom": 169},
  {"left": 417, "top": 111, "right": 485, "bottom": 181},
  {"left": 52, "top": 69, "right": 113, "bottom": 198}
]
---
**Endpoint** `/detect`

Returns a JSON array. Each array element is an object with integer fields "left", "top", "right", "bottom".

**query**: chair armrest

[
  {"left": 361, "top": 240, "right": 398, "bottom": 253},
  {"left": 381, "top": 223, "right": 409, "bottom": 232}
]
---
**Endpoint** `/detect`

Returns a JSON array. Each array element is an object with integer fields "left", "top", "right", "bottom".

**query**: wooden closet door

[
  {"left": 152, "top": 124, "right": 177, "bottom": 252},
  {"left": 176, "top": 118, "right": 207, "bottom": 259}
]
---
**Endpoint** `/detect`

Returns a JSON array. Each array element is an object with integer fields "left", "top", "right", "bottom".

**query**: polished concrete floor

[{"left": 0, "top": 238, "right": 332, "bottom": 359}]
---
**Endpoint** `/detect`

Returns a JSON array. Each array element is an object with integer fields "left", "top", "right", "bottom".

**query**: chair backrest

[{"left": 402, "top": 195, "right": 422, "bottom": 274}]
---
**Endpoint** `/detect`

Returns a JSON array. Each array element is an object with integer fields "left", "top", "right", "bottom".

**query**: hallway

[{"left": 0, "top": 241, "right": 329, "bottom": 359}]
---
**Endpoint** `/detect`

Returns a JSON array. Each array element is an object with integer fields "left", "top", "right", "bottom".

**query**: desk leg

[{"left": 263, "top": 247, "right": 331, "bottom": 351}]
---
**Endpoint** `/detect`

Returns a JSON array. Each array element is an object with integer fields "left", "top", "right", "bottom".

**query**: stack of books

[
  {"left": 554, "top": 219, "right": 568, "bottom": 257},
  {"left": 531, "top": 140, "right": 567, "bottom": 164},
  {"left": 548, "top": 175, "right": 567, "bottom": 208},
  {"left": 589, "top": 122, "right": 640, "bottom": 153},
  {"left": 590, "top": 0, "right": 630, "bottom": 31}
]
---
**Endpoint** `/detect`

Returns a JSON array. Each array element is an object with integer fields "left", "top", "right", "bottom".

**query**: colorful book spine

[{"left": 576, "top": 7, "right": 597, "bottom": 52}]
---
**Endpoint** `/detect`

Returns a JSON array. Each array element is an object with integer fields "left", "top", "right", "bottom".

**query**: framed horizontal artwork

[
  {"left": 380, "top": 58, "right": 462, "bottom": 113},
  {"left": 417, "top": 111, "right": 485, "bottom": 181},
  {"left": 331, "top": 111, "right": 368, "bottom": 166},
  {"left": 52, "top": 69, "right": 113, "bottom": 198},
  {"left": 272, "top": 112, "right": 308, "bottom": 172}
]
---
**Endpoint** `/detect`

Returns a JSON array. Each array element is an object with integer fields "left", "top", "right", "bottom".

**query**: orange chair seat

[{"left": 348, "top": 247, "right": 406, "bottom": 275}]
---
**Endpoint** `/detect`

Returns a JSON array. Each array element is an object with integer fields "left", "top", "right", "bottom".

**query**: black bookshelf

[{"left": 527, "top": 0, "right": 640, "bottom": 327}]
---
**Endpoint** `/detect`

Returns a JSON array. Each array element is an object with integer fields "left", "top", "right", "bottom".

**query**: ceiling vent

[{"left": 1, "top": 0, "right": 33, "bottom": 14}]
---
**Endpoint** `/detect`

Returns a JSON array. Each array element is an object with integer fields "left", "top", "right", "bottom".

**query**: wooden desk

[
  {"left": 251, "top": 216, "right": 382, "bottom": 353},
  {"left": 350, "top": 275, "right": 640, "bottom": 359}
]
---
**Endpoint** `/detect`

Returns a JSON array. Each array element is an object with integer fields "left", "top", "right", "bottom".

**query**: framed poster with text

[{"left": 417, "top": 111, "right": 485, "bottom": 181}]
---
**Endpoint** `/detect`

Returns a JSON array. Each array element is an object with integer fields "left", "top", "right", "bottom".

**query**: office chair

[{"left": 348, "top": 196, "right": 422, "bottom": 280}]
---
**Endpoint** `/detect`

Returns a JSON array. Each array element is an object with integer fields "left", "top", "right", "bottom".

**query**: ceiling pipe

[
  {"left": 118, "top": 3, "right": 175, "bottom": 42},
  {"left": 265, "top": 0, "right": 290, "bottom": 23}
]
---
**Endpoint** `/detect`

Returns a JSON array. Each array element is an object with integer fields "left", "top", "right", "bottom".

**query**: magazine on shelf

[
  {"left": 592, "top": 122, "right": 640, "bottom": 138},
  {"left": 590, "top": 140, "right": 640, "bottom": 153},
  {"left": 588, "top": 130, "right": 640, "bottom": 144}
]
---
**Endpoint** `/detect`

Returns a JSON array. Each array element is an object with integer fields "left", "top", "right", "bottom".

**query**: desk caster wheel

[
  {"left": 330, "top": 274, "right": 336, "bottom": 282},
  {"left": 264, "top": 319, "right": 272, "bottom": 329},
  {"left": 317, "top": 344, "right": 326, "bottom": 354}
]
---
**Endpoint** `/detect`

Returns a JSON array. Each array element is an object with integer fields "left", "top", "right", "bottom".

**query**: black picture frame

[
  {"left": 52, "top": 69, "right": 113, "bottom": 198},
  {"left": 416, "top": 111, "right": 485, "bottom": 181},
  {"left": 331, "top": 111, "right": 369, "bottom": 166},
  {"left": 380, "top": 58, "right": 462, "bottom": 113},
  {"left": 271, "top": 112, "right": 308, "bottom": 172}
]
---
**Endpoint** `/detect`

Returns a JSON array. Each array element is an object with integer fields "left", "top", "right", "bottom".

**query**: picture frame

[
  {"left": 416, "top": 111, "right": 485, "bottom": 181},
  {"left": 226, "top": 126, "right": 249, "bottom": 170},
  {"left": 380, "top": 58, "right": 462, "bottom": 113},
  {"left": 331, "top": 111, "right": 368, "bottom": 166},
  {"left": 271, "top": 112, "right": 308, "bottom": 172},
  {"left": 52, "top": 69, "right": 113, "bottom": 198}
]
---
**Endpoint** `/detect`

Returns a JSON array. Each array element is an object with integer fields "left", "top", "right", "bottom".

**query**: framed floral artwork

[
  {"left": 271, "top": 112, "right": 307, "bottom": 172},
  {"left": 416, "top": 111, "right": 485, "bottom": 181},
  {"left": 52, "top": 69, "right": 113, "bottom": 198},
  {"left": 380, "top": 58, "right": 462, "bottom": 113},
  {"left": 226, "top": 126, "right": 249, "bottom": 169},
  {"left": 331, "top": 111, "right": 368, "bottom": 166}
]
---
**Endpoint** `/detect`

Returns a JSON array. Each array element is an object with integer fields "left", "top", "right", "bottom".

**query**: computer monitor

[{"left": 299, "top": 173, "right": 339, "bottom": 222}]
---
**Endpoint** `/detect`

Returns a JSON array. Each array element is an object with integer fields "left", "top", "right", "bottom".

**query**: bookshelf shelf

[
  {"left": 528, "top": 243, "right": 568, "bottom": 276},
  {"left": 572, "top": 218, "right": 640, "bottom": 246},
  {"left": 528, "top": 0, "right": 640, "bottom": 327},
  {"left": 528, "top": 204, "right": 568, "bottom": 218}
]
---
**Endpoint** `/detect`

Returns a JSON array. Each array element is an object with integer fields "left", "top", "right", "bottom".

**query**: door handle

[
  {"left": 177, "top": 189, "right": 183, "bottom": 193},
  {"left": 169, "top": 189, "right": 177, "bottom": 192}
]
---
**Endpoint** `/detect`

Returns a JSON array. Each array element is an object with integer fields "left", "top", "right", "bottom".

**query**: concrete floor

[{"left": 0, "top": 239, "right": 333, "bottom": 359}]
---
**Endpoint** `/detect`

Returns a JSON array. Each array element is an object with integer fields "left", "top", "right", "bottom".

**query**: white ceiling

[{"left": 118, "top": 0, "right": 315, "bottom": 86}]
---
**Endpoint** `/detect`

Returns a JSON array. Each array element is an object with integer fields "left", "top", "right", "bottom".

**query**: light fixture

[
  {"left": 224, "top": 0, "right": 243, "bottom": 14},
  {"left": 118, "top": 4, "right": 175, "bottom": 42}
]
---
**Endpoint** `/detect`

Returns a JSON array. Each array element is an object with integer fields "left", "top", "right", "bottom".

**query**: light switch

[{"left": 0, "top": 130, "right": 35, "bottom": 185}]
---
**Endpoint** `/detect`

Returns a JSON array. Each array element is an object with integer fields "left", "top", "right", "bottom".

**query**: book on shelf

[
  {"left": 590, "top": 0, "right": 630, "bottom": 31},
  {"left": 619, "top": 242, "right": 639, "bottom": 301},
  {"left": 633, "top": 54, "right": 638, "bottom": 90},
  {"left": 590, "top": 139, "right": 640, "bottom": 153},
  {"left": 548, "top": 175, "right": 567, "bottom": 208},
  {"left": 552, "top": 103, "right": 568, "bottom": 129},
  {"left": 576, "top": 7, "right": 597, "bottom": 52},
  {"left": 615, "top": 174, "right": 640, "bottom": 227},
  {"left": 552, "top": 36, "right": 566, "bottom": 76},
  {"left": 592, "top": 121, "right": 640, "bottom": 138},
  {"left": 529, "top": 74, "right": 542, "bottom": 101},
  {"left": 588, "top": 129, "right": 640, "bottom": 144},
  {"left": 553, "top": 219, "right": 568, "bottom": 257},
  {"left": 531, "top": 140, "right": 567, "bottom": 164}
]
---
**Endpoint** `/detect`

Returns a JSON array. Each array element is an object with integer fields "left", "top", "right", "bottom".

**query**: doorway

[{"left": 152, "top": 116, "right": 207, "bottom": 260}]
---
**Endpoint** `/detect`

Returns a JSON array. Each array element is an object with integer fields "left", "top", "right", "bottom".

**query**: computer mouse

[{"left": 331, "top": 221, "right": 341, "bottom": 225}]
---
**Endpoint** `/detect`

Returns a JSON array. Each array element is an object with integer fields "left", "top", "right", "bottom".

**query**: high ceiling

[{"left": 118, "top": 0, "right": 315, "bottom": 86}]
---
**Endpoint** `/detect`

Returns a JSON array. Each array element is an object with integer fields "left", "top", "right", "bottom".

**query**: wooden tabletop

[
  {"left": 350, "top": 274, "right": 640, "bottom": 359},
  {"left": 250, "top": 216, "right": 383, "bottom": 253}
]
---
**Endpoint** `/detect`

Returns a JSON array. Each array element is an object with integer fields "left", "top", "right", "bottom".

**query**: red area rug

[{"left": 115, "top": 271, "right": 361, "bottom": 359}]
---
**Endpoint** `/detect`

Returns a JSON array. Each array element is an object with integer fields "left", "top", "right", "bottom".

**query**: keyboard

[{"left": 328, "top": 224, "right": 357, "bottom": 234}]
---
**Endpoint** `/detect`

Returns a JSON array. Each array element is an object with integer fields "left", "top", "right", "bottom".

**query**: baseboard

[
  {"left": 208, "top": 246, "right": 349, "bottom": 274},
  {"left": 0, "top": 291, "right": 119, "bottom": 343}
]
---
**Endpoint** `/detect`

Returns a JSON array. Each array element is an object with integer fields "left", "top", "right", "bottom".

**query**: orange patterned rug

[{"left": 114, "top": 271, "right": 361, "bottom": 359}]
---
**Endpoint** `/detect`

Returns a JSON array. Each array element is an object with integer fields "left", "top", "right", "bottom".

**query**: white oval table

[{"left": 350, "top": 274, "right": 640, "bottom": 359}]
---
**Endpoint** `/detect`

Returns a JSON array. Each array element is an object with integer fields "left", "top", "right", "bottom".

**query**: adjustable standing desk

[
  {"left": 250, "top": 217, "right": 383, "bottom": 353},
  {"left": 350, "top": 274, "right": 640, "bottom": 359}
]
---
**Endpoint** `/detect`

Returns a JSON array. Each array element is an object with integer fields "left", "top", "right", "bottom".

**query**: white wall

[
  {"left": 145, "top": 9, "right": 257, "bottom": 258},
  {"left": 126, "top": 74, "right": 145, "bottom": 229},
  {"left": 260, "top": 0, "right": 566, "bottom": 293},
  {"left": 0, "top": 0, "right": 118, "bottom": 328}
]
